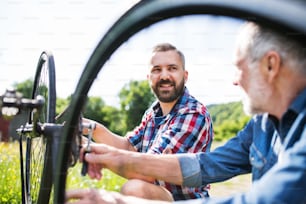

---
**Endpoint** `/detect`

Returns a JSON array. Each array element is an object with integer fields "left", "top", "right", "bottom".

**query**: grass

[
  {"left": 66, "top": 163, "right": 126, "bottom": 191},
  {"left": 210, "top": 174, "right": 251, "bottom": 197},
  {"left": 0, "top": 141, "right": 126, "bottom": 204},
  {"left": 209, "top": 141, "right": 251, "bottom": 197},
  {"left": 0, "top": 141, "right": 251, "bottom": 203},
  {"left": 0, "top": 142, "right": 22, "bottom": 204}
]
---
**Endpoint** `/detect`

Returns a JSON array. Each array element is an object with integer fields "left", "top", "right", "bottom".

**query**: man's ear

[
  {"left": 265, "top": 51, "right": 281, "bottom": 82},
  {"left": 184, "top": 70, "right": 188, "bottom": 83}
]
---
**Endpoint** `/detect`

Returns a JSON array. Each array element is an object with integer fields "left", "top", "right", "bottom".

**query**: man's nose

[
  {"left": 160, "top": 69, "right": 170, "bottom": 80},
  {"left": 232, "top": 72, "right": 239, "bottom": 86}
]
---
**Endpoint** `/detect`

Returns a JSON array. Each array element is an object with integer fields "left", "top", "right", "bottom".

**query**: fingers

[
  {"left": 80, "top": 143, "right": 127, "bottom": 179},
  {"left": 87, "top": 161, "right": 103, "bottom": 180},
  {"left": 88, "top": 143, "right": 114, "bottom": 154},
  {"left": 79, "top": 143, "right": 110, "bottom": 179},
  {"left": 66, "top": 189, "right": 87, "bottom": 200},
  {"left": 65, "top": 189, "right": 92, "bottom": 204}
]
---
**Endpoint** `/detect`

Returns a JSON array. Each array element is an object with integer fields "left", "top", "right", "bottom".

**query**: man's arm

[
  {"left": 83, "top": 143, "right": 183, "bottom": 185},
  {"left": 83, "top": 118, "right": 135, "bottom": 151}
]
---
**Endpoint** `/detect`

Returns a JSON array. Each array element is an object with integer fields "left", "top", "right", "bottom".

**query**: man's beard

[
  {"left": 241, "top": 83, "right": 267, "bottom": 116},
  {"left": 152, "top": 79, "right": 185, "bottom": 103}
]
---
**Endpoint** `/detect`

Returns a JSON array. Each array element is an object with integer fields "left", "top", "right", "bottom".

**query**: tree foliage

[
  {"left": 56, "top": 97, "right": 71, "bottom": 116},
  {"left": 83, "top": 97, "right": 126, "bottom": 135},
  {"left": 83, "top": 96, "right": 106, "bottom": 123},
  {"left": 101, "top": 105, "right": 126, "bottom": 135},
  {"left": 14, "top": 78, "right": 33, "bottom": 98},
  {"left": 119, "top": 80, "right": 155, "bottom": 132},
  {"left": 207, "top": 102, "right": 251, "bottom": 141}
]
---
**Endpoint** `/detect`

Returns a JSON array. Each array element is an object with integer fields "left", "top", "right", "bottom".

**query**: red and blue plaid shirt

[{"left": 127, "top": 87, "right": 213, "bottom": 200}]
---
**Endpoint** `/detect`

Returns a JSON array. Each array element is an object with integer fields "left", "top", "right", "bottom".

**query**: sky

[{"left": 0, "top": 0, "right": 245, "bottom": 107}]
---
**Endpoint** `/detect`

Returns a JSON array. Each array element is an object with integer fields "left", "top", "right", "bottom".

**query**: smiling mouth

[
  {"left": 160, "top": 84, "right": 172, "bottom": 88},
  {"left": 159, "top": 83, "right": 174, "bottom": 91}
]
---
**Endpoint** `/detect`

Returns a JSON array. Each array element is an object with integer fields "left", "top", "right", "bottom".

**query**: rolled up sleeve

[{"left": 177, "top": 154, "right": 202, "bottom": 187}]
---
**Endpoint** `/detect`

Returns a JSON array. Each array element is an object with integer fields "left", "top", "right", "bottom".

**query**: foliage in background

[
  {"left": 56, "top": 97, "right": 71, "bottom": 116},
  {"left": 207, "top": 102, "right": 251, "bottom": 141},
  {"left": 82, "top": 96, "right": 127, "bottom": 135},
  {"left": 14, "top": 78, "right": 33, "bottom": 98},
  {"left": 119, "top": 80, "right": 155, "bottom": 132},
  {"left": 100, "top": 105, "right": 126, "bottom": 135}
]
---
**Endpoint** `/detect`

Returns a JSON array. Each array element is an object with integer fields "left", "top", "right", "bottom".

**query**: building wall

[{"left": 0, "top": 116, "right": 10, "bottom": 142}]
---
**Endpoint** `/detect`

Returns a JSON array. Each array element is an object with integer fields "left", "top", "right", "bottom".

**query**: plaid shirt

[{"left": 127, "top": 87, "right": 213, "bottom": 200}]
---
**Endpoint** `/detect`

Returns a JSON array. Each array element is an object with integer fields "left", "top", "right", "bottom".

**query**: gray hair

[
  {"left": 238, "top": 22, "right": 306, "bottom": 75},
  {"left": 152, "top": 43, "right": 185, "bottom": 70}
]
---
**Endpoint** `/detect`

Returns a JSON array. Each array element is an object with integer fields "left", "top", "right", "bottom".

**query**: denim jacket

[{"left": 177, "top": 88, "right": 306, "bottom": 204}]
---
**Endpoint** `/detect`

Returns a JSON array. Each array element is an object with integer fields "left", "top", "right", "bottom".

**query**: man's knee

[
  {"left": 120, "top": 179, "right": 147, "bottom": 197},
  {"left": 120, "top": 179, "right": 173, "bottom": 201}
]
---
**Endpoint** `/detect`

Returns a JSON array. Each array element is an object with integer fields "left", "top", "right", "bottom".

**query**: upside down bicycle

[{"left": 1, "top": 0, "right": 305, "bottom": 203}]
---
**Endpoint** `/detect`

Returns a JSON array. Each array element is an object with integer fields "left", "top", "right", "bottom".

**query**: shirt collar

[
  {"left": 288, "top": 88, "right": 306, "bottom": 114},
  {"left": 268, "top": 88, "right": 306, "bottom": 139},
  {"left": 268, "top": 88, "right": 306, "bottom": 121}
]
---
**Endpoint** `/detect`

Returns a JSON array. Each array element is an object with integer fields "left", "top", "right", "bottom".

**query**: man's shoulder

[{"left": 177, "top": 96, "right": 210, "bottom": 116}]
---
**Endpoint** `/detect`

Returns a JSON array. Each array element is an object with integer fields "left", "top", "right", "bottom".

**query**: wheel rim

[{"left": 25, "top": 51, "right": 56, "bottom": 204}]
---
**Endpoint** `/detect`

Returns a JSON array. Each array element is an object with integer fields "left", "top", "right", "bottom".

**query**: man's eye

[
  {"left": 151, "top": 68, "right": 160, "bottom": 73},
  {"left": 169, "top": 66, "right": 177, "bottom": 71}
]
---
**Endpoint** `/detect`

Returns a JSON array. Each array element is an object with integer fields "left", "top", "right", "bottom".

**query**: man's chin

[
  {"left": 243, "top": 100, "right": 264, "bottom": 116},
  {"left": 157, "top": 94, "right": 177, "bottom": 103}
]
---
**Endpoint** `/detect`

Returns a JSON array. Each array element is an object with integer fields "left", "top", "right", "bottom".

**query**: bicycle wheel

[
  {"left": 24, "top": 51, "right": 56, "bottom": 204},
  {"left": 53, "top": 0, "right": 306, "bottom": 203}
]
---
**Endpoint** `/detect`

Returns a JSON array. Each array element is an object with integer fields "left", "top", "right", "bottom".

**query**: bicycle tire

[
  {"left": 53, "top": 0, "right": 306, "bottom": 203},
  {"left": 24, "top": 51, "right": 56, "bottom": 204}
]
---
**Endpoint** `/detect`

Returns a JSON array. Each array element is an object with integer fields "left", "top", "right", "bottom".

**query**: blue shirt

[{"left": 177, "top": 88, "right": 306, "bottom": 204}]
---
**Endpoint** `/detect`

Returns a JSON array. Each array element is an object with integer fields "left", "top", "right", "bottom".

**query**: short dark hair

[{"left": 152, "top": 43, "right": 185, "bottom": 69}]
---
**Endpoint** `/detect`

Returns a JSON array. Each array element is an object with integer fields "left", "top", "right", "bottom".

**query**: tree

[
  {"left": 14, "top": 78, "right": 33, "bottom": 98},
  {"left": 119, "top": 80, "right": 155, "bottom": 132},
  {"left": 83, "top": 96, "right": 125, "bottom": 135},
  {"left": 102, "top": 105, "right": 126, "bottom": 135},
  {"left": 207, "top": 102, "right": 251, "bottom": 141},
  {"left": 83, "top": 96, "right": 106, "bottom": 123},
  {"left": 56, "top": 97, "right": 70, "bottom": 116}
]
